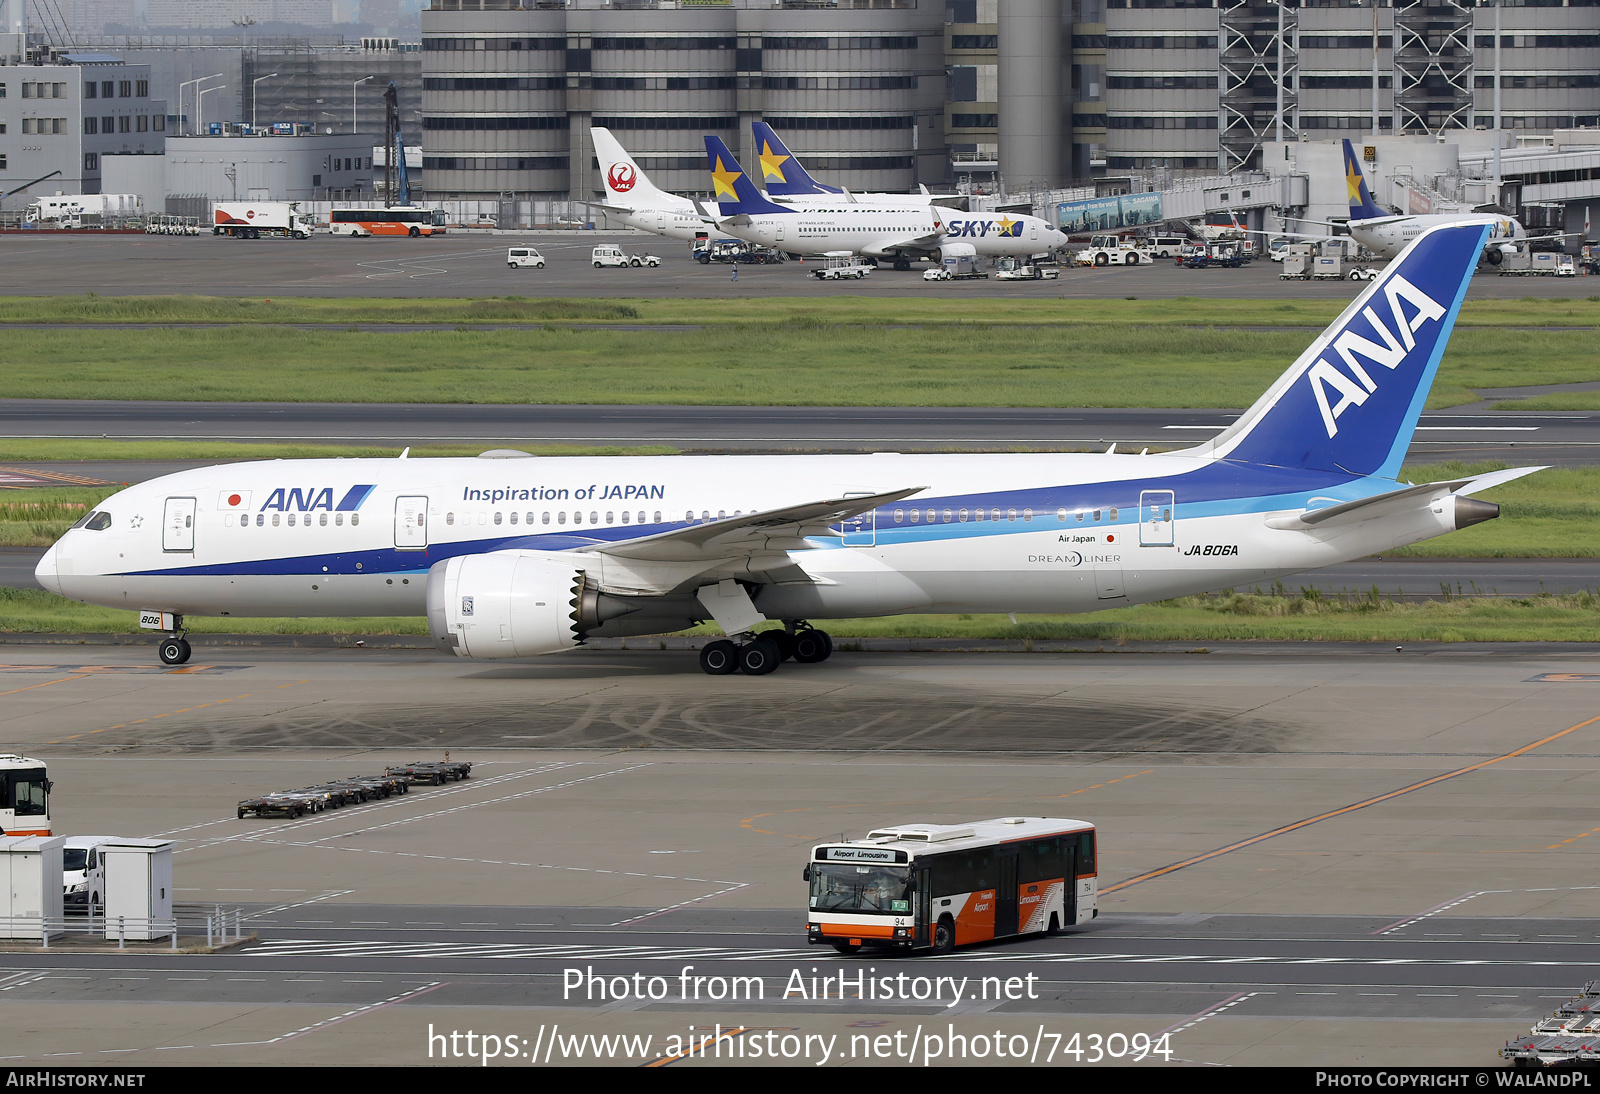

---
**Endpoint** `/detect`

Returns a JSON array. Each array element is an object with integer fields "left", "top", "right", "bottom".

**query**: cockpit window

[
  {"left": 85, "top": 512, "right": 112, "bottom": 531},
  {"left": 71, "top": 510, "right": 97, "bottom": 529}
]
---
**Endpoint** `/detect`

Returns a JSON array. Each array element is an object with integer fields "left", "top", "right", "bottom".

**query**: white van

[
  {"left": 592, "top": 245, "right": 629, "bottom": 268},
  {"left": 507, "top": 246, "right": 546, "bottom": 269},
  {"left": 63, "top": 836, "right": 110, "bottom": 912},
  {"left": 1146, "top": 236, "right": 1188, "bottom": 258}
]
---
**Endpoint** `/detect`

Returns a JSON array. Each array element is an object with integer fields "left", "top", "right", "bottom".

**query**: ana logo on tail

[
  {"left": 1307, "top": 276, "right": 1446, "bottom": 438},
  {"left": 607, "top": 163, "right": 637, "bottom": 193}
]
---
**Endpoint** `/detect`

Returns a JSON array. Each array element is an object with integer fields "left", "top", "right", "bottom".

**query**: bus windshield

[{"left": 810, "top": 863, "right": 912, "bottom": 915}]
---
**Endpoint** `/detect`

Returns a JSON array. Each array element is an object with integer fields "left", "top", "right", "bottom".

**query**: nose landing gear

[
  {"left": 155, "top": 614, "right": 191, "bottom": 665},
  {"left": 696, "top": 623, "right": 833, "bottom": 676},
  {"left": 157, "top": 635, "right": 192, "bottom": 665}
]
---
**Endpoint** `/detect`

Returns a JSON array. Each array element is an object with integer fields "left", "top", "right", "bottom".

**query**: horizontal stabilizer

[{"left": 1267, "top": 466, "right": 1544, "bottom": 529}]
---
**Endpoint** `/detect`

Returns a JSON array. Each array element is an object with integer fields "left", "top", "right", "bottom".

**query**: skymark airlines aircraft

[
  {"left": 584, "top": 126, "right": 940, "bottom": 243},
  {"left": 1339, "top": 139, "right": 1523, "bottom": 263},
  {"left": 37, "top": 223, "right": 1537, "bottom": 676},
  {"left": 703, "top": 136, "right": 1068, "bottom": 268},
  {"left": 750, "top": 122, "right": 942, "bottom": 207}
]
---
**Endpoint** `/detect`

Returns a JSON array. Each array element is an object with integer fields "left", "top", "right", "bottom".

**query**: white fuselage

[
  {"left": 716, "top": 206, "right": 1067, "bottom": 260},
  {"left": 36, "top": 451, "right": 1462, "bottom": 638},
  {"left": 1349, "top": 212, "right": 1521, "bottom": 260}
]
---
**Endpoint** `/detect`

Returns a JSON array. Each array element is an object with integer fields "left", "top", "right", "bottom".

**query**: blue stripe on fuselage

[{"left": 116, "top": 459, "right": 1375, "bottom": 578}]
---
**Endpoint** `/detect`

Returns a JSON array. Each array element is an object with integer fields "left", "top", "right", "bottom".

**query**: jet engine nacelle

[
  {"left": 427, "top": 550, "right": 595, "bottom": 660},
  {"left": 1483, "top": 247, "right": 1504, "bottom": 265}
]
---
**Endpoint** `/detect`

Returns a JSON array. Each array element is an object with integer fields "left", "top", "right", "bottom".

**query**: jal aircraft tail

[
  {"left": 751, "top": 122, "right": 842, "bottom": 197},
  {"left": 704, "top": 136, "right": 791, "bottom": 216},
  {"left": 591, "top": 127, "right": 682, "bottom": 210},
  {"left": 1194, "top": 221, "right": 1489, "bottom": 480},
  {"left": 1342, "top": 139, "right": 1390, "bottom": 220}
]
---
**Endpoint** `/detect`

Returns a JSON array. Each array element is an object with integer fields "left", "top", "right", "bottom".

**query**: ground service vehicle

[
  {"left": 329, "top": 207, "right": 446, "bottom": 237},
  {"left": 1145, "top": 235, "right": 1188, "bottom": 258},
  {"left": 1075, "top": 234, "right": 1152, "bottom": 267},
  {"left": 26, "top": 193, "right": 140, "bottom": 224},
  {"left": 1502, "top": 981, "right": 1600, "bottom": 1066},
  {"left": 507, "top": 247, "right": 546, "bottom": 269},
  {"left": 213, "top": 202, "right": 310, "bottom": 240},
  {"left": 593, "top": 245, "right": 660, "bottom": 268},
  {"left": 813, "top": 255, "right": 873, "bottom": 280},
  {"left": 806, "top": 817, "right": 1098, "bottom": 954},
  {"left": 996, "top": 263, "right": 1059, "bottom": 281},
  {"left": 0, "top": 754, "right": 51, "bottom": 836},
  {"left": 386, "top": 760, "right": 473, "bottom": 785}
]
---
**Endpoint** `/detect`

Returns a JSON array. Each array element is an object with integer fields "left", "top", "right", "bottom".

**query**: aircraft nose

[{"left": 34, "top": 542, "right": 62, "bottom": 595}]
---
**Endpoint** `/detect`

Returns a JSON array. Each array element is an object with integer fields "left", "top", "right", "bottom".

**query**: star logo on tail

[
  {"left": 758, "top": 141, "right": 790, "bottom": 182},
  {"left": 711, "top": 155, "right": 743, "bottom": 200}
]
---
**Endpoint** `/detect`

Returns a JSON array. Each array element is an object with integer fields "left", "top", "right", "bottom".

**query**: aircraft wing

[
  {"left": 1265, "top": 467, "right": 1544, "bottom": 530},
  {"left": 864, "top": 232, "right": 945, "bottom": 255},
  {"left": 577, "top": 486, "right": 926, "bottom": 595}
]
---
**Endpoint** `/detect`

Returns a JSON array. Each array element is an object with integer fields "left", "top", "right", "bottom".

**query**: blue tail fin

[
  {"left": 704, "top": 136, "right": 791, "bottom": 216},
  {"left": 751, "top": 122, "right": 842, "bottom": 197},
  {"left": 1342, "top": 139, "right": 1389, "bottom": 220},
  {"left": 1203, "top": 222, "right": 1489, "bottom": 480}
]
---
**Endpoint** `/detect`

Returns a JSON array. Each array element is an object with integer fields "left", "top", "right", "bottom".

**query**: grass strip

[
  {"left": 0, "top": 294, "right": 1597, "bottom": 328},
  {"left": 0, "top": 323, "right": 1589, "bottom": 408}
]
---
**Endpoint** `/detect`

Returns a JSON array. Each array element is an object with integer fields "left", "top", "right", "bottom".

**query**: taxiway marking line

[
  {"left": 0, "top": 675, "right": 87, "bottom": 700},
  {"left": 739, "top": 770, "right": 1154, "bottom": 839},
  {"left": 47, "top": 692, "right": 257, "bottom": 744},
  {"left": 1103, "top": 713, "right": 1600, "bottom": 894}
]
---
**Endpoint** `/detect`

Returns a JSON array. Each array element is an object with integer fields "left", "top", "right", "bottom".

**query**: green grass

[
  {"left": 5, "top": 584, "right": 1598, "bottom": 642},
  {"left": 1, "top": 294, "right": 1597, "bottom": 328},
  {"left": 0, "top": 322, "right": 1590, "bottom": 408}
]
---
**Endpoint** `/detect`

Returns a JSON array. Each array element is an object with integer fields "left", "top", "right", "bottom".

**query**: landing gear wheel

[
  {"left": 832, "top": 942, "right": 861, "bottom": 955},
  {"left": 158, "top": 637, "right": 191, "bottom": 665},
  {"left": 767, "top": 630, "right": 795, "bottom": 662},
  {"left": 737, "top": 638, "right": 781, "bottom": 676},
  {"left": 933, "top": 917, "right": 955, "bottom": 955},
  {"left": 792, "top": 629, "right": 832, "bottom": 664},
  {"left": 699, "top": 639, "right": 738, "bottom": 675},
  {"left": 893, "top": 257, "right": 910, "bottom": 271}
]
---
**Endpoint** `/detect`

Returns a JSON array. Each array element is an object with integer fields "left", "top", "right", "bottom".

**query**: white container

[
  {"left": 0, "top": 836, "right": 65, "bottom": 940},
  {"left": 101, "top": 839, "right": 174, "bottom": 941}
]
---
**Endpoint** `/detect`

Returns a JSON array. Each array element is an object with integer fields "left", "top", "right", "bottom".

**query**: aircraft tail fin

[
  {"left": 1342, "top": 139, "right": 1390, "bottom": 220},
  {"left": 1196, "top": 221, "right": 1489, "bottom": 480},
  {"left": 705, "top": 136, "right": 791, "bottom": 215},
  {"left": 591, "top": 127, "right": 677, "bottom": 207},
  {"left": 751, "top": 122, "right": 842, "bottom": 197}
]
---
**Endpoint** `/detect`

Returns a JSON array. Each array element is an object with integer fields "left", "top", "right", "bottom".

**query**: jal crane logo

[{"left": 607, "top": 163, "right": 637, "bottom": 194}]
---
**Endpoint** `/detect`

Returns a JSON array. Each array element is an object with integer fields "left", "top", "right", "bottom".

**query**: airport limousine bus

[
  {"left": 0, "top": 754, "right": 52, "bottom": 836},
  {"left": 805, "top": 817, "right": 1097, "bottom": 954},
  {"left": 328, "top": 207, "right": 447, "bottom": 237}
]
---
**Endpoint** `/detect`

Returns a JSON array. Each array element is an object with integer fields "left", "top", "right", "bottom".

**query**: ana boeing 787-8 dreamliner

[{"left": 37, "top": 222, "right": 1537, "bottom": 675}]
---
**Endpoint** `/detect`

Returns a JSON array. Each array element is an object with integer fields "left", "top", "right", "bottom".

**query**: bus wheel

[
  {"left": 832, "top": 942, "right": 861, "bottom": 955},
  {"left": 933, "top": 917, "right": 955, "bottom": 955},
  {"left": 409, "top": 226, "right": 420, "bottom": 237}
]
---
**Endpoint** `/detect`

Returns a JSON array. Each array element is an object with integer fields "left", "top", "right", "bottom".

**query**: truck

[
  {"left": 1497, "top": 250, "right": 1562, "bottom": 276},
  {"left": 1074, "top": 234, "right": 1154, "bottom": 267},
  {"left": 25, "top": 193, "right": 141, "bottom": 225},
  {"left": 812, "top": 255, "right": 874, "bottom": 280},
  {"left": 212, "top": 201, "right": 311, "bottom": 240}
]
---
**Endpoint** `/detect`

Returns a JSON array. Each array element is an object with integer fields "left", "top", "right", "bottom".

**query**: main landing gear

[{"left": 698, "top": 623, "right": 833, "bottom": 676}]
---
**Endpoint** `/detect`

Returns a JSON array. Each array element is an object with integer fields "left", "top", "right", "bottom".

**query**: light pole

[
  {"left": 352, "top": 75, "right": 373, "bottom": 134},
  {"left": 251, "top": 72, "right": 278, "bottom": 131},
  {"left": 198, "top": 84, "right": 226, "bottom": 137},
  {"left": 178, "top": 72, "right": 224, "bottom": 136}
]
